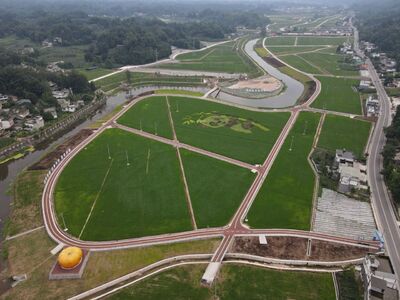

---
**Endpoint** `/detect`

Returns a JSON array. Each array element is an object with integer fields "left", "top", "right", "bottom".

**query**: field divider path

[
  {"left": 165, "top": 96, "right": 197, "bottom": 230},
  {"left": 78, "top": 158, "right": 114, "bottom": 239},
  {"left": 295, "top": 54, "right": 331, "bottom": 75}
]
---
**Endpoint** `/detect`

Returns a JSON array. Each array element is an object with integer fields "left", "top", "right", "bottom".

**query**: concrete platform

[{"left": 49, "top": 250, "right": 90, "bottom": 280}]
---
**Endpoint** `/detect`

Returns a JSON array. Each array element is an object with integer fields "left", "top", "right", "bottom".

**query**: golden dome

[{"left": 58, "top": 247, "right": 83, "bottom": 269}]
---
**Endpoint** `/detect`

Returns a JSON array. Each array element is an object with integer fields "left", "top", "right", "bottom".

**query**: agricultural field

[
  {"left": 54, "top": 128, "right": 193, "bottom": 241},
  {"left": 267, "top": 46, "right": 327, "bottom": 55},
  {"left": 265, "top": 36, "right": 296, "bottom": 46},
  {"left": 168, "top": 96, "right": 291, "bottom": 164},
  {"left": 109, "top": 264, "right": 335, "bottom": 299},
  {"left": 311, "top": 76, "right": 361, "bottom": 114},
  {"left": 317, "top": 115, "right": 372, "bottom": 159},
  {"left": 279, "top": 55, "right": 322, "bottom": 74},
  {"left": 297, "top": 36, "right": 352, "bottom": 46},
  {"left": 298, "top": 52, "right": 359, "bottom": 76},
  {"left": 117, "top": 96, "right": 173, "bottom": 139},
  {"left": 159, "top": 41, "right": 258, "bottom": 75},
  {"left": 38, "top": 45, "right": 89, "bottom": 68},
  {"left": 247, "top": 112, "right": 321, "bottom": 230},
  {"left": 180, "top": 149, "right": 255, "bottom": 228}
]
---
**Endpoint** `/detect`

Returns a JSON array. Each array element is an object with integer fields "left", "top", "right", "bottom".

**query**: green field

[
  {"left": 160, "top": 41, "right": 258, "bottom": 75},
  {"left": 55, "top": 128, "right": 192, "bottom": 241},
  {"left": 311, "top": 76, "right": 361, "bottom": 114},
  {"left": 247, "top": 112, "right": 321, "bottom": 230},
  {"left": 155, "top": 89, "right": 204, "bottom": 97},
  {"left": 318, "top": 115, "right": 372, "bottom": 158},
  {"left": 279, "top": 55, "right": 322, "bottom": 74},
  {"left": 169, "top": 96, "right": 290, "bottom": 164},
  {"left": 297, "top": 36, "right": 352, "bottom": 46},
  {"left": 265, "top": 37, "right": 296, "bottom": 46},
  {"left": 298, "top": 52, "right": 359, "bottom": 76},
  {"left": 268, "top": 46, "right": 327, "bottom": 55},
  {"left": 109, "top": 264, "right": 335, "bottom": 300},
  {"left": 117, "top": 96, "right": 173, "bottom": 139},
  {"left": 95, "top": 71, "right": 204, "bottom": 92},
  {"left": 78, "top": 68, "right": 114, "bottom": 81},
  {"left": 38, "top": 45, "right": 89, "bottom": 68},
  {"left": 180, "top": 149, "right": 255, "bottom": 228}
]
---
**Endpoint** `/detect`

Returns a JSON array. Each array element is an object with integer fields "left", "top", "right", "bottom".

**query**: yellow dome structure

[{"left": 58, "top": 247, "right": 83, "bottom": 269}]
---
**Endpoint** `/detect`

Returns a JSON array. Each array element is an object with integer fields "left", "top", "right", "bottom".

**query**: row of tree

[{"left": 382, "top": 106, "right": 400, "bottom": 204}]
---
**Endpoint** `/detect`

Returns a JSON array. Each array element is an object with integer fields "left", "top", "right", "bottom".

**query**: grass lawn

[
  {"left": 117, "top": 96, "right": 173, "bottom": 139},
  {"left": 54, "top": 128, "right": 192, "bottom": 241},
  {"left": 78, "top": 68, "right": 114, "bottom": 81},
  {"left": 38, "top": 45, "right": 89, "bottom": 68},
  {"left": 279, "top": 55, "right": 322, "bottom": 74},
  {"left": 297, "top": 36, "right": 351, "bottom": 46},
  {"left": 265, "top": 37, "right": 296, "bottom": 46},
  {"left": 3, "top": 231, "right": 219, "bottom": 300},
  {"left": 169, "top": 96, "right": 290, "bottom": 164},
  {"left": 298, "top": 52, "right": 359, "bottom": 76},
  {"left": 160, "top": 41, "right": 256, "bottom": 74},
  {"left": 155, "top": 89, "right": 204, "bottom": 97},
  {"left": 108, "top": 264, "right": 335, "bottom": 300},
  {"left": 180, "top": 149, "right": 256, "bottom": 228},
  {"left": 317, "top": 114, "right": 372, "bottom": 158},
  {"left": 311, "top": 76, "right": 361, "bottom": 114},
  {"left": 247, "top": 112, "right": 321, "bottom": 230}
]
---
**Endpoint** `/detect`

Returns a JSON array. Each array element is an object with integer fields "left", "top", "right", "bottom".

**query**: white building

[
  {"left": 24, "top": 116, "right": 44, "bottom": 131},
  {"left": 361, "top": 254, "right": 398, "bottom": 300}
]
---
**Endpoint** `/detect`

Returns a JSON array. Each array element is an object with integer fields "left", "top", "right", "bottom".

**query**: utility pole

[
  {"left": 154, "top": 122, "right": 158, "bottom": 135},
  {"left": 155, "top": 48, "right": 158, "bottom": 61},
  {"left": 107, "top": 144, "right": 111, "bottom": 159},
  {"left": 303, "top": 120, "right": 308, "bottom": 135},
  {"left": 126, "top": 150, "right": 130, "bottom": 166},
  {"left": 289, "top": 135, "right": 295, "bottom": 151}
]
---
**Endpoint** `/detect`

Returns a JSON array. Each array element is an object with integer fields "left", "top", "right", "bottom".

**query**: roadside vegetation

[{"left": 247, "top": 112, "right": 321, "bottom": 230}]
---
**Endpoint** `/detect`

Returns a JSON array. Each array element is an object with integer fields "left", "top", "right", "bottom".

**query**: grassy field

[
  {"left": 298, "top": 52, "right": 359, "bottom": 76},
  {"left": 247, "top": 112, "right": 321, "bottom": 230},
  {"left": 38, "top": 45, "right": 89, "bottom": 68},
  {"left": 297, "top": 36, "right": 352, "bottom": 46},
  {"left": 311, "top": 76, "right": 361, "bottom": 114},
  {"left": 180, "top": 149, "right": 255, "bottom": 228},
  {"left": 160, "top": 41, "right": 257, "bottom": 75},
  {"left": 109, "top": 264, "right": 335, "bottom": 299},
  {"left": 279, "top": 55, "right": 322, "bottom": 74},
  {"left": 117, "top": 96, "right": 173, "bottom": 139},
  {"left": 155, "top": 89, "right": 204, "bottom": 97},
  {"left": 268, "top": 46, "right": 327, "bottom": 55},
  {"left": 78, "top": 68, "right": 114, "bottom": 81},
  {"left": 169, "top": 96, "right": 290, "bottom": 164},
  {"left": 265, "top": 37, "right": 296, "bottom": 46},
  {"left": 3, "top": 231, "right": 219, "bottom": 299},
  {"left": 55, "top": 128, "right": 192, "bottom": 240},
  {"left": 317, "top": 115, "right": 372, "bottom": 158},
  {"left": 95, "top": 71, "right": 203, "bottom": 92}
]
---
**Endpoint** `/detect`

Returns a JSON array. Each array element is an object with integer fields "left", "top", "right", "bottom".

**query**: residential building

[
  {"left": 366, "top": 96, "right": 380, "bottom": 117},
  {"left": 336, "top": 149, "right": 356, "bottom": 165},
  {"left": 24, "top": 116, "right": 44, "bottom": 131},
  {"left": 43, "top": 107, "right": 58, "bottom": 119},
  {"left": 361, "top": 254, "right": 398, "bottom": 300}
]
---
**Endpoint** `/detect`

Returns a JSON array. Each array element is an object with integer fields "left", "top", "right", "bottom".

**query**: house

[
  {"left": 53, "top": 37, "right": 63, "bottom": 45},
  {"left": 42, "top": 40, "right": 53, "bottom": 47},
  {"left": 360, "top": 80, "right": 374, "bottom": 90},
  {"left": 52, "top": 89, "right": 70, "bottom": 99},
  {"left": 13, "top": 107, "right": 30, "bottom": 119},
  {"left": 335, "top": 149, "right": 355, "bottom": 165},
  {"left": 43, "top": 107, "right": 58, "bottom": 119},
  {"left": 63, "top": 104, "right": 77, "bottom": 113},
  {"left": 57, "top": 99, "right": 70, "bottom": 110},
  {"left": 24, "top": 116, "right": 44, "bottom": 131},
  {"left": 16, "top": 99, "right": 32, "bottom": 106},
  {"left": 361, "top": 254, "right": 398, "bottom": 300},
  {"left": 0, "top": 94, "right": 9, "bottom": 102},
  {"left": 0, "top": 118, "right": 14, "bottom": 130},
  {"left": 366, "top": 96, "right": 380, "bottom": 117}
]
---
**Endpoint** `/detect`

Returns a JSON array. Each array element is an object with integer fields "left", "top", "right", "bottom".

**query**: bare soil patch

[
  {"left": 29, "top": 129, "right": 93, "bottom": 170},
  {"left": 231, "top": 236, "right": 376, "bottom": 262},
  {"left": 264, "top": 56, "right": 285, "bottom": 68}
]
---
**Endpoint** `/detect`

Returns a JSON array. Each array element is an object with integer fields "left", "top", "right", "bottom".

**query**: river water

[{"left": 213, "top": 39, "right": 304, "bottom": 109}]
